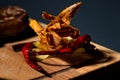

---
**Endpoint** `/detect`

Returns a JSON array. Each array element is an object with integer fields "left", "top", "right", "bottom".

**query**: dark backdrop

[{"left": 0, "top": 0, "right": 120, "bottom": 52}]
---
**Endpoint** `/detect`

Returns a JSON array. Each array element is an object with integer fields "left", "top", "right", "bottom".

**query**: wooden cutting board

[
  {"left": 0, "top": 36, "right": 120, "bottom": 80},
  {"left": 0, "top": 23, "right": 120, "bottom": 80}
]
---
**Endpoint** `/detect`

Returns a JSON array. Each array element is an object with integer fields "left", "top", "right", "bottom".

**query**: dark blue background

[{"left": 0, "top": 0, "right": 120, "bottom": 52}]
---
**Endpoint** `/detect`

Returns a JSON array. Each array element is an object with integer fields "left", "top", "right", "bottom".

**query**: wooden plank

[
  {"left": 0, "top": 36, "right": 120, "bottom": 80},
  {"left": 0, "top": 22, "right": 120, "bottom": 80}
]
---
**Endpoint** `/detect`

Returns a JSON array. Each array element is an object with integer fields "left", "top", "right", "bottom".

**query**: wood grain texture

[
  {"left": 0, "top": 35, "right": 120, "bottom": 80},
  {"left": 0, "top": 23, "right": 120, "bottom": 80}
]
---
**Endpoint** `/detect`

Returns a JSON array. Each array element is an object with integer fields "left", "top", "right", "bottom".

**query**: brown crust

[{"left": 0, "top": 6, "right": 29, "bottom": 38}]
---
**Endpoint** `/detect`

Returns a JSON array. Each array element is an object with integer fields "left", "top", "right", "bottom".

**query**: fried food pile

[
  {"left": 29, "top": 2, "right": 82, "bottom": 51},
  {"left": 22, "top": 2, "right": 97, "bottom": 73}
]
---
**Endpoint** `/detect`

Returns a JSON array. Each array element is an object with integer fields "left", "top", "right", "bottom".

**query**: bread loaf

[{"left": 0, "top": 6, "right": 29, "bottom": 39}]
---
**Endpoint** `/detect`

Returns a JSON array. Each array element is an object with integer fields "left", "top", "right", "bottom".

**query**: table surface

[
  {"left": 0, "top": 0, "right": 120, "bottom": 52},
  {"left": 0, "top": 33, "right": 120, "bottom": 80}
]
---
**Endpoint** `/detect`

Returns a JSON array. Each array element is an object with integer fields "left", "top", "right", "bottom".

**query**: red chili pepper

[
  {"left": 22, "top": 42, "right": 41, "bottom": 71},
  {"left": 22, "top": 34, "right": 92, "bottom": 75},
  {"left": 30, "top": 47, "right": 72, "bottom": 56},
  {"left": 22, "top": 42, "right": 51, "bottom": 77},
  {"left": 70, "top": 34, "right": 91, "bottom": 49}
]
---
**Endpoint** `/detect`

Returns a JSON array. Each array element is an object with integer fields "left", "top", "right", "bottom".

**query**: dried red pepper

[
  {"left": 22, "top": 42, "right": 52, "bottom": 77},
  {"left": 22, "top": 34, "right": 93, "bottom": 72},
  {"left": 22, "top": 42, "right": 39, "bottom": 70}
]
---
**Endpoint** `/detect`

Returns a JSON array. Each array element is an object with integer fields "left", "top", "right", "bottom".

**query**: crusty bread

[{"left": 0, "top": 6, "right": 29, "bottom": 39}]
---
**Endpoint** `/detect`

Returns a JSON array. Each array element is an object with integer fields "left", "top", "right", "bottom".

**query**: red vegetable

[
  {"left": 22, "top": 42, "right": 41, "bottom": 71},
  {"left": 22, "top": 34, "right": 91, "bottom": 72}
]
